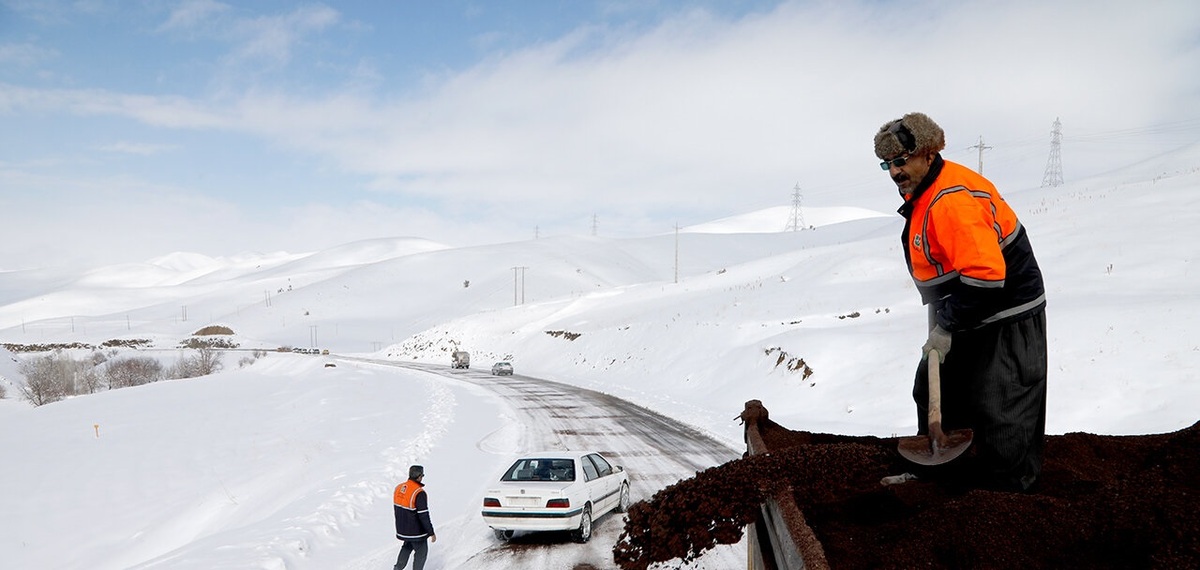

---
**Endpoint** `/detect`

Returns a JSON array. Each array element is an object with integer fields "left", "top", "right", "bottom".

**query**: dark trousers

[
  {"left": 913, "top": 309, "right": 1047, "bottom": 490},
  {"left": 395, "top": 538, "right": 428, "bottom": 570}
]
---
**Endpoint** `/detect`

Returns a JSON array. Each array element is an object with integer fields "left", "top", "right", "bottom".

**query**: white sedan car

[{"left": 481, "top": 450, "right": 631, "bottom": 543}]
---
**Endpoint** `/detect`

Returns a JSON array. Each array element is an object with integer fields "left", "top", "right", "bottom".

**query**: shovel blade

[{"left": 898, "top": 429, "right": 974, "bottom": 466}]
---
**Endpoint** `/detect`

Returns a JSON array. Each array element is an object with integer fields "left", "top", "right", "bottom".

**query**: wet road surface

[{"left": 354, "top": 358, "right": 746, "bottom": 569}]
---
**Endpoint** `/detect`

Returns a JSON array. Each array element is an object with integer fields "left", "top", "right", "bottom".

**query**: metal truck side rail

[{"left": 742, "top": 400, "right": 830, "bottom": 570}]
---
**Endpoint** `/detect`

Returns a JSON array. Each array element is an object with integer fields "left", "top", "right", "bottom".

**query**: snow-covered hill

[{"left": 1, "top": 147, "right": 1198, "bottom": 569}]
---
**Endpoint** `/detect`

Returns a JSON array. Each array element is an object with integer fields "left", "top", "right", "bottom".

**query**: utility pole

[
  {"left": 786, "top": 183, "right": 806, "bottom": 231},
  {"left": 1042, "top": 117, "right": 1064, "bottom": 187},
  {"left": 968, "top": 136, "right": 992, "bottom": 174},
  {"left": 674, "top": 223, "right": 680, "bottom": 284},
  {"left": 309, "top": 325, "right": 317, "bottom": 348},
  {"left": 511, "top": 266, "right": 528, "bottom": 305}
]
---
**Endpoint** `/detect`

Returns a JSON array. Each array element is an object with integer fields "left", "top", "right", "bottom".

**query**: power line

[{"left": 1068, "top": 117, "right": 1200, "bottom": 142}]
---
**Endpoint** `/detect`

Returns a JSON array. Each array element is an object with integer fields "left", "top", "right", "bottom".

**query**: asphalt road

[{"left": 356, "top": 359, "right": 747, "bottom": 569}]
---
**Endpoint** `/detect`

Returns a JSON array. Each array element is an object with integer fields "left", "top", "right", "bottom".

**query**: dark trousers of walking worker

[{"left": 395, "top": 538, "right": 428, "bottom": 570}]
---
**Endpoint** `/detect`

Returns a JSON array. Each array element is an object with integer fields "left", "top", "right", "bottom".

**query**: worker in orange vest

[
  {"left": 393, "top": 465, "right": 437, "bottom": 570},
  {"left": 875, "top": 112, "right": 1048, "bottom": 491}
]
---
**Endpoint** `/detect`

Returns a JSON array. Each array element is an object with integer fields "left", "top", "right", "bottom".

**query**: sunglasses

[{"left": 880, "top": 154, "right": 911, "bottom": 170}]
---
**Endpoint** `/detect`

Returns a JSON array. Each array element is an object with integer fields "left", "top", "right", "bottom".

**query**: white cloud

[
  {"left": 156, "top": 0, "right": 231, "bottom": 33},
  {"left": 2, "top": 0, "right": 1198, "bottom": 268},
  {"left": 0, "top": 42, "right": 57, "bottom": 66},
  {"left": 228, "top": 4, "right": 341, "bottom": 66},
  {"left": 246, "top": 0, "right": 1195, "bottom": 218},
  {"left": 96, "top": 141, "right": 178, "bottom": 156}
]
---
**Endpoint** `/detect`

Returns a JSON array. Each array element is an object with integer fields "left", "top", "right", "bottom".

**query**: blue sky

[{"left": 2, "top": 0, "right": 1199, "bottom": 271}]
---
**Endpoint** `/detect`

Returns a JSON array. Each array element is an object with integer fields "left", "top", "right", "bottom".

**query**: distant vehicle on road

[
  {"left": 481, "top": 450, "right": 630, "bottom": 543},
  {"left": 491, "top": 362, "right": 513, "bottom": 376},
  {"left": 452, "top": 350, "right": 470, "bottom": 369}
]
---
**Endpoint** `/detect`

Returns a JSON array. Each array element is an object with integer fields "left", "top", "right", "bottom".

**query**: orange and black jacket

[
  {"left": 394, "top": 479, "right": 435, "bottom": 541},
  {"left": 898, "top": 156, "right": 1046, "bottom": 331}
]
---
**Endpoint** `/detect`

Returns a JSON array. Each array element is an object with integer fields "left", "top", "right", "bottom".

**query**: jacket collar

[{"left": 897, "top": 154, "right": 945, "bottom": 218}]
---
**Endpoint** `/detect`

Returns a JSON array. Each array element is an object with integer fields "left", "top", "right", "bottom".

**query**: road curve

[{"left": 348, "top": 358, "right": 746, "bottom": 569}]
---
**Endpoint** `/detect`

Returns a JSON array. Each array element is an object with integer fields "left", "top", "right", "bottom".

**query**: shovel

[{"left": 898, "top": 348, "right": 973, "bottom": 465}]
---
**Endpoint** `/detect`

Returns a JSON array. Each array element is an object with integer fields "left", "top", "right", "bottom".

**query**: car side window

[
  {"left": 580, "top": 457, "right": 599, "bottom": 481},
  {"left": 586, "top": 454, "right": 613, "bottom": 477}
]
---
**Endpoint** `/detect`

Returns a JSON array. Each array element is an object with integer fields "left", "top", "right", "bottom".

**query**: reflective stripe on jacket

[
  {"left": 899, "top": 157, "right": 1046, "bottom": 331},
  {"left": 394, "top": 479, "right": 434, "bottom": 541}
]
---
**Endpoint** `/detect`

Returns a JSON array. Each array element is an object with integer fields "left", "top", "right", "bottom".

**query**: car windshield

[{"left": 501, "top": 458, "right": 575, "bottom": 482}]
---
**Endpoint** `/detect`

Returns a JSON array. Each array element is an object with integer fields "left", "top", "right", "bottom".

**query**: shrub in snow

[
  {"left": 17, "top": 353, "right": 75, "bottom": 406},
  {"left": 105, "top": 356, "right": 165, "bottom": 388},
  {"left": 168, "top": 348, "right": 224, "bottom": 379},
  {"left": 179, "top": 336, "right": 238, "bottom": 349}
]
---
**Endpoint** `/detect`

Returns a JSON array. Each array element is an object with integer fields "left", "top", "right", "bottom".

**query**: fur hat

[
  {"left": 409, "top": 465, "right": 425, "bottom": 479},
  {"left": 874, "top": 112, "right": 945, "bottom": 159}
]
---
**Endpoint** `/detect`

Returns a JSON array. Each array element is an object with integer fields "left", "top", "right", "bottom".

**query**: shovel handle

[{"left": 927, "top": 349, "right": 947, "bottom": 448}]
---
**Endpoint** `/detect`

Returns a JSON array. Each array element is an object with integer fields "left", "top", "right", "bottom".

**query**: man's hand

[
  {"left": 430, "top": 534, "right": 437, "bottom": 543},
  {"left": 922, "top": 325, "right": 951, "bottom": 362}
]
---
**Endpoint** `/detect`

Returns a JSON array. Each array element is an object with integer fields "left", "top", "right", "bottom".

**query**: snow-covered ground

[{"left": 1, "top": 144, "right": 1198, "bottom": 568}]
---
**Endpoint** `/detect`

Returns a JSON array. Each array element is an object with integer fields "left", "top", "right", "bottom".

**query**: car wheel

[
  {"left": 572, "top": 505, "right": 592, "bottom": 543},
  {"left": 494, "top": 529, "right": 513, "bottom": 541},
  {"left": 616, "top": 482, "right": 631, "bottom": 513}
]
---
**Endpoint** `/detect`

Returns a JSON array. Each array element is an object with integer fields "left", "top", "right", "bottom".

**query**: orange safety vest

[
  {"left": 394, "top": 480, "right": 424, "bottom": 510},
  {"left": 394, "top": 478, "right": 433, "bottom": 540}
]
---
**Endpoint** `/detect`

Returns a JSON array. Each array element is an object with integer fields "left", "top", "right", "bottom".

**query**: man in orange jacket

[
  {"left": 394, "top": 465, "right": 437, "bottom": 570},
  {"left": 875, "top": 112, "right": 1048, "bottom": 491}
]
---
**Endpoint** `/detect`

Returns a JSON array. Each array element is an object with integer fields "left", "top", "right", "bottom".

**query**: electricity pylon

[
  {"left": 786, "top": 183, "right": 806, "bottom": 231},
  {"left": 1041, "top": 118, "right": 1064, "bottom": 187}
]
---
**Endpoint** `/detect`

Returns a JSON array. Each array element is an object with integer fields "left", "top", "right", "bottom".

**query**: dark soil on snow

[{"left": 613, "top": 401, "right": 1200, "bottom": 570}]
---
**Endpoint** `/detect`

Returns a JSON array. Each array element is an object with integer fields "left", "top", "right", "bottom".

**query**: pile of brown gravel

[{"left": 613, "top": 405, "right": 1199, "bottom": 570}]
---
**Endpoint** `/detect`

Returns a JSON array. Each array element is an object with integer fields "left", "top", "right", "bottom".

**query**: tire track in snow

[
  {"left": 132, "top": 363, "right": 458, "bottom": 570},
  {"left": 262, "top": 365, "right": 459, "bottom": 568},
  {"left": 280, "top": 363, "right": 459, "bottom": 567}
]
